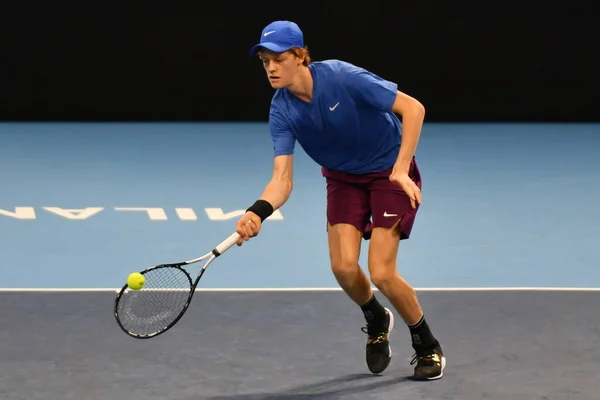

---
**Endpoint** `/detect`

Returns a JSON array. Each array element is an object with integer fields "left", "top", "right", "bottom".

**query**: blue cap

[{"left": 250, "top": 21, "right": 304, "bottom": 56}]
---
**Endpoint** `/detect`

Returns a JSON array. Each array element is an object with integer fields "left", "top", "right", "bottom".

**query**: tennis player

[{"left": 236, "top": 20, "right": 446, "bottom": 380}]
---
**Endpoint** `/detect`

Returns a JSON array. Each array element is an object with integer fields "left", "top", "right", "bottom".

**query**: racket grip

[{"left": 214, "top": 232, "right": 241, "bottom": 256}]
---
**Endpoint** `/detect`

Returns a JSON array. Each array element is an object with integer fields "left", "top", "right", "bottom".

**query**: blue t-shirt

[{"left": 269, "top": 59, "right": 402, "bottom": 174}]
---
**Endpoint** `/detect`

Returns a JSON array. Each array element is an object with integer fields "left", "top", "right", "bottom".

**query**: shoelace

[
  {"left": 360, "top": 326, "right": 388, "bottom": 344},
  {"left": 410, "top": 352, "right": 439, "bottom": 366}
]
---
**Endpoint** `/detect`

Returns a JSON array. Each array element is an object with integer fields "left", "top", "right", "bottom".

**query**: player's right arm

[
  {"left": 236, "top": 155, "right": 293, "bottom": 245},
  {"left": 235, "top": 104, "right": 295, "bottom": 245},
  {"left": 257, "top": 154, "right": 294, "bottom": 211}
]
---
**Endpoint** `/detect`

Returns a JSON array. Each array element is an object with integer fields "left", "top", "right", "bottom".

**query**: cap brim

[{"left": 250, "top": 42, "right": 293, "bottom": 56}]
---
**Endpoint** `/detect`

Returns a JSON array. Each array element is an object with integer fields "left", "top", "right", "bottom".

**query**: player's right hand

[{"left": 235, "top": 211, "right": 262, "bottom": 246}]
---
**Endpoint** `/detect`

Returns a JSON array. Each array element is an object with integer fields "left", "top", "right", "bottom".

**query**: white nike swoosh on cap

[{"left": 264, "top": 31, "right": 276, "bottom": 36}]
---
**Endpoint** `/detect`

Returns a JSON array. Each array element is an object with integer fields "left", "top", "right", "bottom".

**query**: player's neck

[{"left": 287, "top": 66, "right": 313, "bottom": 102}]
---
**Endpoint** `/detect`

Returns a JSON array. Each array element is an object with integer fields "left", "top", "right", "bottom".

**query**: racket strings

[{"left": 116, "top": 266, "right": 192, "bottom": 337}]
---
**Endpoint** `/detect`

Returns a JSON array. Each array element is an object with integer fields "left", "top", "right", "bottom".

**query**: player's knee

[
  {"left": 330, "top": 256, "right": 360, "bottom": 279},
  {"left": 369, "top": 267, "right": 396, "bottom": 289}
]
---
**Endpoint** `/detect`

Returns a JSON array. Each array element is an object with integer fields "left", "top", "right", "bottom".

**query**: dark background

[{"left": 1, "top": 1, "right": 597, "bottom": 122}]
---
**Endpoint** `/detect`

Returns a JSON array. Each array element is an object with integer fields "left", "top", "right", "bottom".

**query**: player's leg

[
  {"left": 324, "top": 171, "right": 372, "bottom": 305},
  {"left": 368, "top": 220, "right": 423, "bottom": 327},
  {"left": 327, "top": 222, "right": 394, "bottom": 374},
  {"left": 368, "top": 158, "right": 446, "bottom": 380},
  {"left": 327, "top": 222, "right": 371, "bottom": 305},
  {"left": 323, "top": 169, "right": 393, "bottom": 374},
  {"left": 368, "top": 222, "right": 445, "bottom": 380}
]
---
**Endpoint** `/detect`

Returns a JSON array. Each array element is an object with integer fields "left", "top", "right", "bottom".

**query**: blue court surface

[{"left": 1, "top": 122, "right": 599, "bottom": 399}]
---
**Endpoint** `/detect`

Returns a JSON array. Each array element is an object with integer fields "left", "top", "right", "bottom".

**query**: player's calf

[{"left": 370, "top": 268, "right": 423, "bottom": 326}]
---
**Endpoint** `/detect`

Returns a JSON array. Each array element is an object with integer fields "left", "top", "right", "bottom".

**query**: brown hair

[{"left": 290, "top": 46, "right": 312, "bottom": 66}]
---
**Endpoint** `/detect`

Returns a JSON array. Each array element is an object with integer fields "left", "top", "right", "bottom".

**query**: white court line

[{"left": 0, "top": 287, "right": 600, "bottom": 292}]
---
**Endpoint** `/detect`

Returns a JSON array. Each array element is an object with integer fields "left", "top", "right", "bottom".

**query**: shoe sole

[{"left": 385, "top": 307, "right": 395, "bottom": 357}]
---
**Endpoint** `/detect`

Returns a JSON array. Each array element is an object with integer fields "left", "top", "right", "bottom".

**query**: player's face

[{"left": 258, "top": 50, "right": 301, "bottom": 89}]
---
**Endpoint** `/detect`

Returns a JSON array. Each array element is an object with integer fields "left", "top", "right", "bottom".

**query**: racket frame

[{"left": 113, "top": 232, "right": 240, "bottom": 339}]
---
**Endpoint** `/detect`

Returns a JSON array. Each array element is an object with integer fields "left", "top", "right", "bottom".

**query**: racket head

[{"left": 113, "top": 263, "right": 200, "bottom": 339}]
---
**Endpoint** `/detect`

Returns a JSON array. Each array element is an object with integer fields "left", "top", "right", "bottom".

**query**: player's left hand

[{"left": 389, "top": 169, "right": 421, "bottom": 209}]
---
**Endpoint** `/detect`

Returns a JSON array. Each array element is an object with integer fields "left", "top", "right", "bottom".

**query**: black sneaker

[
  {"left": 410, "top": 346, "right": 446, "bottom": 380},
  {"left": 361, "top": 307, "right": 395, "bottom": 374}
]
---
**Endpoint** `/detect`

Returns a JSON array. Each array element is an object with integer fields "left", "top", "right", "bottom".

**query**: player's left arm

[
  {"left": 340, "top": 61, "right": 425, "bottom": 174},
  {"left": 390, "top": 91, "right": 426, "bottom": 174}
]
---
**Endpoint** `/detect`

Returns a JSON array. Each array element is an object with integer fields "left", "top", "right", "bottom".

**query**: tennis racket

[{"left": 113, "top": 231, "right": 240, "bottom": 339}]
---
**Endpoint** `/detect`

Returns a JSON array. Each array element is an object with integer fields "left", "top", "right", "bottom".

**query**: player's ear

[{"left": 290, "top": 48, "right": 304, "bottom": 65}]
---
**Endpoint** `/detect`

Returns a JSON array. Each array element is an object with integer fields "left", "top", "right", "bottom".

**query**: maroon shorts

[{"left": 322, "top": 157, "right": 422, "bottom": 240}]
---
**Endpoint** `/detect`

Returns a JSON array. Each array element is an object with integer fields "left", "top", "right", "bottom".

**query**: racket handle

[{"left": 213, "top": 232, "right": 241, "bottom": 256}]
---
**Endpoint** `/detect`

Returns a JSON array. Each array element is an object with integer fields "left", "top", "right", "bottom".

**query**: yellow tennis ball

[{"left": 127, "top": 272, "right": 145, "bottom": 290}]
